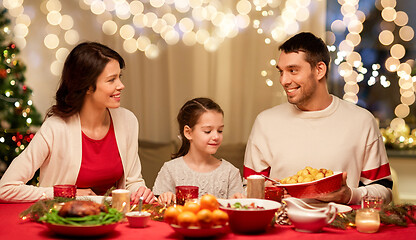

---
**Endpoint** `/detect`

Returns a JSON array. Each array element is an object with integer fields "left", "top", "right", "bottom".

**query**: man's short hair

[{"left": 279, "top": 32, "right": 330, "bottom": 77}]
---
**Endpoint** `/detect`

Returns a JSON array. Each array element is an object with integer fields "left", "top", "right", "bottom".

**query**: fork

[{"left": 261, "top": 174, "right": 281, "bottom": 185}]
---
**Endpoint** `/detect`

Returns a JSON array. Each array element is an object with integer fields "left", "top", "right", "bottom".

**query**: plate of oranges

[{"left": 165, "top": 194, "right": 229, "bottom": 237}]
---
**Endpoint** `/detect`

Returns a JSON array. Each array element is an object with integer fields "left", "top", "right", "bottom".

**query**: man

[{"left": 243, "top": 32, "right": 392, "bottom": 204}]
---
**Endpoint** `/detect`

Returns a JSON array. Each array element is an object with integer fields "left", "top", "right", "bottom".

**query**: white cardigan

[{"left": 0, "top": 107, "right": 146, "bottom": 202}]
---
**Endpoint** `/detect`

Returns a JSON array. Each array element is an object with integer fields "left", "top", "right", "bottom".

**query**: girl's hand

[
  {"left": 158, "top": 192, "right": 176, "bottom": 205},
  {"left": 231, "top": 192, "right": 245, "bottom": 199},
  {"left": 76, "top": 188, "right": 96, "bottom": 196},
  {"left": 131, "top": 186, "right": 155, "bottom": 204}
]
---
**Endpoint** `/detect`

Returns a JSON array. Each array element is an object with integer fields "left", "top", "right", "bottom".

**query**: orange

[
  {"left": 164, "top": 206, "right": 182, "bottom": 224},
  {"left": 177, "top": 211, "right": 198, "bottom": 228},
  {"left": 199, "top": 194, "right": 219, "bottom": 211},
  {"left": 175, "top": 205, "right": 184, "bottom": 213},
  {"left": 183, "top": 201, "right": 201, "bottom": 214},
  {"left": 212, "top": 209, "right": 229, "bottom": 226},
  {"left": 196, "top": 209, "right": 213, "bottom": 228}
]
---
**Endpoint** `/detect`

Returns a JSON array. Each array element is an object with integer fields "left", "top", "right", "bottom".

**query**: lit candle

[
  {"left": 355, "top": 208, "right": 380, "bottom": 233},
  {"left": 246, "top": 175, "right": 265, "bottom": 199},
  {"left": 112, "top": 189, "right": 130, "bottom": 214}
]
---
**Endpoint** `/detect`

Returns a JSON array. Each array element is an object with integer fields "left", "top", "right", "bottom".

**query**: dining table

[{"left": 1, "top": 202, "right": 415, "bottom": 240}]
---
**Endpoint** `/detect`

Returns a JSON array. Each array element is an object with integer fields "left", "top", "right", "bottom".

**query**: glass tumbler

[
  {"left": 175, "top": 186, "right": 199, "bottom": 205},
  {"left": 53, "top": 184, "right": 77, "bottom": 199}
]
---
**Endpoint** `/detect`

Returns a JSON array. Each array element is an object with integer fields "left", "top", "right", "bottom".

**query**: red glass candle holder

[
  {"left": 53, "top": 184, "right": 77, "bottom": 199},
  {"left": 175, "top": 186, "right": 199, "bottom": 205},
  {"left": 264, "top": 186, "right": 283, "bottom": 202}
]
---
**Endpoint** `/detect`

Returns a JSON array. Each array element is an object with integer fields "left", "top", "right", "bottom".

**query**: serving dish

[
  {"left": 170, "top": 224, "right": 228, "bottom": 238},
  {"left": 300, "top": 198, "right": 353, "bottom": 213},
  {"left": 280, "top": 172, "right": 343, "bottom": 198},
  {"left": 284, "top": 197, "right": 338, "bottom": 233},
  {"left": 44, "top": 222, "right": 118, "bottom": 237},
  {"left": 218, "top": 198, "right": 281, "bottom": 234},
  {"left": 76, "top": 196, "right": 112, "bottom": 204}
]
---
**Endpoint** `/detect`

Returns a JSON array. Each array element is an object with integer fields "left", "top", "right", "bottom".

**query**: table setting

[{"left": 1, "top": 171, "right": 415, "bottom": 240}]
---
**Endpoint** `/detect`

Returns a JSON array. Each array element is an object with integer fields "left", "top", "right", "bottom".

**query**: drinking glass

[
  {"left": 53, "top": 184, "right": 77, "bottom": 199},
  {"left": 361, "top": 195, "right": 383, "bottom": 210},
  {"left": 175, "top": 186, "right": 199, "bottom": 205},
  {"left": 112, "top": 189, "right": 131, "bottom": 214},
  {"left": 246, "top": 175, "right": 265, "bottom": 199},
  {"left": 264, "top": 186, "right": 283, "bottom": 202}
]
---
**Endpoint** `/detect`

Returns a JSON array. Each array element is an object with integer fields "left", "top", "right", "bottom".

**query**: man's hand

[
  {"left": 314, "top": 172, "right": 351, "bottom": 204},
  {"left": 131, "top": 186, "right": 155, "bottom": 204}
]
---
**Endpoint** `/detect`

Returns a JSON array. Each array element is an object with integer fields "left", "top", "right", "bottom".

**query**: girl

[
  {"left": 153, "top": 98, "right": 244, "bottom": 204},
  {"left": 0, "top": 42, "right": 154, "bottom": 204}
]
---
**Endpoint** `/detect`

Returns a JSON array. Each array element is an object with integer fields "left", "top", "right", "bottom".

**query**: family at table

[{"left": 0, "top": 32, "right": 392, "bottom": 207}]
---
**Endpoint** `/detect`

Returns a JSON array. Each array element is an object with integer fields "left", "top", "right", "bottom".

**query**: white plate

[
  {"left": 301, "top": 199, "right": 352, "bottom": 213},
  {"left": 44, "top": 222, "right": 118, "bottom": 237},
  {"left": 76, "top": 196, "right": 112, "bottom": 204}
]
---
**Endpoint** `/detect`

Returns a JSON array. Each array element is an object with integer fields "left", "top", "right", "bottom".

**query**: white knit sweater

[
  {"left": 244, "top": 95, "right": 392, "bottom": 204},
  {"left": 152, "top": 157, "right": 244, "bottom": 199}
]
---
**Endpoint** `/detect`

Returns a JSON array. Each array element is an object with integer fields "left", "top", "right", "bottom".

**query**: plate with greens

[{"left": 40, "top": 200, "right": 123, "bottom": 237}]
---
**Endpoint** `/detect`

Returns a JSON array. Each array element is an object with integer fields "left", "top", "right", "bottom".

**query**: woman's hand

[
  {"left": 131, "top": 186, "right": 155, "bottom": 204},
  {"left": 76, "top": 188, "right": 96, "bottom": 196},
  {"left": 158, "top": 192, "right": 176, "bottom": 205}
]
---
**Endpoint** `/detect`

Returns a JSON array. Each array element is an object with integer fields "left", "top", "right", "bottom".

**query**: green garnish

[{"left": 39, "top": 208, "right": 123, "bottom": 226}]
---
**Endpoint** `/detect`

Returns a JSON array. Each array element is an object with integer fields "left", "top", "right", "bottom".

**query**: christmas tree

[{"left": 0, "top": 8, "right": 42, "bottom": 178}]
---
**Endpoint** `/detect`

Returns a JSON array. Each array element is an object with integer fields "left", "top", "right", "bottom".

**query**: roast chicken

[{"left": 58, "top": 200, "right": 108, "bottom": 217}]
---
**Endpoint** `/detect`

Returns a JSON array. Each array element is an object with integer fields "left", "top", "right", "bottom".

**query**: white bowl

[{"left": 125, "top": 211, "right": 150, "bottom": 228}]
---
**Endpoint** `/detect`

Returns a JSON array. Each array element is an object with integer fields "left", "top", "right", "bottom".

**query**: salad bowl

[{"left": 218, "top": 198, "right": 281, "bottom": 234}]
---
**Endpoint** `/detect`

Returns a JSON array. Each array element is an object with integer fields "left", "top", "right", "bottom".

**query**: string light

[
  {"left": 329, "top": 0, "right": 364, "bottom": 104},
  {"left": 376, "top": 0, "right": 415, "bottom": 133},
  {"left": 40, "top": 0, "right": 77, "bottom": 76},
  {"left": 81, "top": 0, "right": 252, "bottom": 58},
  {"left": 256, "top": 0, "right": 311, "bottom": 87},
  {"left": 326, "top": 0, "right": 416, "bottom": 149},
  {"left": 2, "top": 0, "right": 30, "bottom": 48}
]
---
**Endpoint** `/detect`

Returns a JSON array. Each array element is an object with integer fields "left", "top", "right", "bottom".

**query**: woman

[{"left": 0, "top": 42, "right": 154, "bottom": 204}]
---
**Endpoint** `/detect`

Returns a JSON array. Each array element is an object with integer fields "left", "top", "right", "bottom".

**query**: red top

[{"left": 76, "top": 120, "right": 123, "bottom": 195}]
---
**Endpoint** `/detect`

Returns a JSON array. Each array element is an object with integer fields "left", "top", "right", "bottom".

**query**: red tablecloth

[{"left": 1, "top": 203, "right": 415, "bottom": 239}]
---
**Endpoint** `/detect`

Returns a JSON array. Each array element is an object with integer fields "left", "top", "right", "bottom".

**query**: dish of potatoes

[{"left": 279, "top": 167, "right": 335, "bottom": 184}]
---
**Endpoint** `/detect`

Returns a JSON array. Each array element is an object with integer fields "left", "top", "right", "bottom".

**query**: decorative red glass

[
  {"left": 175, "top": 186, "right": 199, "bottom": 205},
  {"left": 53, "top": 184, "right": 77, "bottom": 199},
  {"left": 264, "top": 186, "right": 283, "bottom": 202}
]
